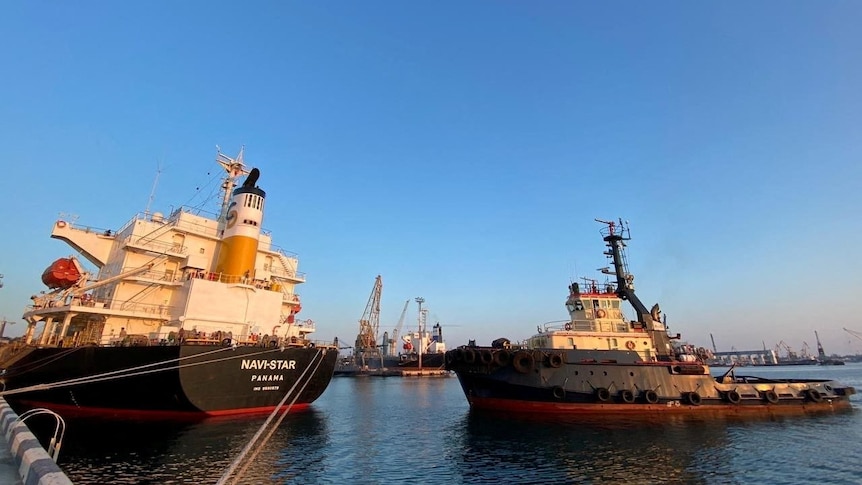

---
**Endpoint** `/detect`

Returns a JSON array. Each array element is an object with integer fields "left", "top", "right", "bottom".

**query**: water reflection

[
  {"left": 42, "top": 409, "right": 329, "bottom": 484},
  {"left": 450, "top": 411, "right": 735, "bottom": 484}
]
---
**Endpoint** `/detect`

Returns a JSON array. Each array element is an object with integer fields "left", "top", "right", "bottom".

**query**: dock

[
  {"left": 335, "top": 368, "right": 451, "bottom": 377},
  {"left": 0, "top": 398, "right": 73, "bottom": 485}
]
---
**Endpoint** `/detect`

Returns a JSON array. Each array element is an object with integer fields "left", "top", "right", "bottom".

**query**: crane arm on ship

[{"left": 596, "top": 218, "right": 673, "bottom": 360}]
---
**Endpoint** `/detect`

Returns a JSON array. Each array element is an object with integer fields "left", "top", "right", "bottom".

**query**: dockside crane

[
  {"left": 814, "top": 331, "right": 827, "bottom": 360},
  {"left": 775, "top": 340, "right": 797, "bottom": 359},
  {"left": 384, "top": 299, "right": 410, "bottom": 356},
  {"left": 800, "top": 342, "right": 812, "bottom": 359},
  {"left": 355, "top": 275, "right": 383, "bottom": 366},
  {"left": 844, "top": 327, "right": 862, "bottom": 343}
]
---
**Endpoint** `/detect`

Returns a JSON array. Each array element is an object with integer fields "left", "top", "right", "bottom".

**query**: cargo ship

[
  {"left": 445, "top": 219, "right": 855, "bottom": 415},
  {"left": 0, "top": 148, "right": 337, "bottom": 417}
]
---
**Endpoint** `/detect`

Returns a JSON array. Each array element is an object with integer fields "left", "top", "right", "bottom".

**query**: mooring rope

[{"left": 216, "top": 348, "right": 326, "bottom": 485}]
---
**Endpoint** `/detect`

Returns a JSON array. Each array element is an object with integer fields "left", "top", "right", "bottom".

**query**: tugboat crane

[{"left": 596, "top": 219, "right": 674, "bottom": 361}]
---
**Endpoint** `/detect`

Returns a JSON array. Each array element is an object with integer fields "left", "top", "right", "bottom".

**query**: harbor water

[{"left": 27, "top": 364, "right": 862, "bottom": 484}]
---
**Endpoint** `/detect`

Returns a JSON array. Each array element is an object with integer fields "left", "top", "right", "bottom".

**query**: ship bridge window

[
  {"left": 611, "top": 301, "right": 620, "bottom": 309},
  {"left": 592, "top": 300, "right": 600, "bottom": 310},
  {"left": 574, "top": 300, "right": 584, "bottom": 311}
]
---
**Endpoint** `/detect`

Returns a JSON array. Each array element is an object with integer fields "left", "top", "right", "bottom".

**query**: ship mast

[
  {"left": 596, "top": 219, "right": 673, "bottom": 361},
  {"left": 215, "top": 146, "right": 250, "bottom": 227}
]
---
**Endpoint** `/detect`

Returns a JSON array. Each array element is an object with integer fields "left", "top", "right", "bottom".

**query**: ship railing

[
  {"left": 122, "top": 236, "right": 188, "bottom": 255},
  {"left": 56, "top": 219, "right": 115, "bottom": 237},
  {"left": 100, "top": 266, "right": 184, "bottom": 284},
  {"left": 548, "top": 320, "right": 633, "bottom": 333},
  {"left": 265, "top": 265, "right": 307, "bottom": 281},
  {"left": 116, "top": 207, "right": 222, "bottom": 239},
  {"left": 112, "top": 299, "right": 174, "bottom": 316}
]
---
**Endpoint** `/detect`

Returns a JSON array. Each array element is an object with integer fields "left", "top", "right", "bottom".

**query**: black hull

[
  {"left": 445, "top": 346, "right": 855, "bottom": 416},
  {"left": 0, "top": 344, "right": 338, "bottom": 417}
]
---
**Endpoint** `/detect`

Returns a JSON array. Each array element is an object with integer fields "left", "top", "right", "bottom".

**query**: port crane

[
  {"left": 800, "top": 342, "right": 812, "bottom": 359},
  {"left": 775, "top": 340, "right": 797, "bottom": 359},
  {"left": 384, "top": 299, "right": 410, "bottom": 356},
  {"left": 814, "top": 331, "right": 827, "bottom": 360},
  {"left": 844, "top": 327, "right": 862, "bottom": 343},
  {"left": 355, "top": 275, "right": 383, "bottom": 367}
]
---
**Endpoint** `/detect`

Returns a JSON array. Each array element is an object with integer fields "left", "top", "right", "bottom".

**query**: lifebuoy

[
  {"left": 763, "top": 390, "right": 779, "bottom": 404},
  {"left": 512, "top": 351, "right": 534, "bottom": 374},
  {"left": 625, "top": 341, "right": 636, "bottom": 351},
  {"left": 56, "top": 220, "right": 67, "bottom": 228},
  {"left": 619, "top": 389, "right": 635, "bottom": 403},
  {"left": 564, "top": 323, "right": 572, "bottom": 331},
  {"left": 725, "top": 389, "right": 741, "bottom": 404},
  {"left": 805, "top": 388, "right": 823, "bottom": 403},
  {"left": 492, "top": 349, "right": 511, "bottom": 366},
  {"left": 643, "top": 389, "right": 659, "bottom": 404},
  {"left": 595, "top": 387, "right": 611, "bottom": 402},
  {"left": 596, "top": 309, "right": 607, "bottom": 318},
  {"left": 685, "top": 391, "right": 702, "bottom": 406},
  {"left": 547, "top": 353, "right": 563, "bottom": 368}
]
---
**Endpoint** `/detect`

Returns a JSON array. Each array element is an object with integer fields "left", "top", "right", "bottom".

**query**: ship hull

[
  {"left": 446, "top": 347, "right": 855, "bottom": 416},
  {"left": 0, "top": 344, "right": 338, "bottom": 417}
]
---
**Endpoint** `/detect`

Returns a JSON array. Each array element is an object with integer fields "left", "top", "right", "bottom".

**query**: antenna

[{"left": 145, "top": 160, "right": 163, "bottom": 215}]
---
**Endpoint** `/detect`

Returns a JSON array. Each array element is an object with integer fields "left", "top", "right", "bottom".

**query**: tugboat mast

[{"left": 596, "top": 219, "right": 673, "bottom": 361}]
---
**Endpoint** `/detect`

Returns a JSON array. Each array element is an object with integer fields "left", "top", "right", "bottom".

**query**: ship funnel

[
  {"left": 215, "top": 168, "right": 266, "bottom": 281},
  {"left": 243, "top": 168, "right": 260, "bottom": 188}
]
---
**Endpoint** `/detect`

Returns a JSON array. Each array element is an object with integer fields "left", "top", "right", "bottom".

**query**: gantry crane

[{"left": 355, "top": 275, "right": 382, "bottom": 365}]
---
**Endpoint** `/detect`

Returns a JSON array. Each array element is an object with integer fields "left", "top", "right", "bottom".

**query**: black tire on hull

[
  {"left": 512, "top": 351, "right": 534, "bottom": 374},
  {"left": 763, "top": 389, "right": 779, "bottom": 404},
  {"left": 547, "top": 353, "right": 563, "bottom": 368},
  {"left": 684, "top": 391, "right": 702, "bottom": 406},
  {"left": 463, "top": 349, "right": 477, "bottom": 365},
  {"left": 595, "top": 387, "right": 611, "bottom": 402},
  {"left": 492, "top": 349, "right": 511, "bottom": 367},
  {"left": 479, "top": 350, "right": 493, "bottom": 365},
  {"left": 805, "top": 389, "right": 823, "bottom": 403},
  {"left": 643, "top": 389, "right": 659, "bottom": 404},
  {"left": 619, "top": 389, "right": 635, "bottom": 403},
  {"left": 725, "top": 390, "right": 741, "bottom": 404},
  {"left": 552, "top": 386, "right": 565, "bottom": 400}
]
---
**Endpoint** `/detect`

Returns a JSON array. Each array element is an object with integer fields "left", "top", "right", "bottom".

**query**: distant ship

[
  {"left": 0, "top": 148, "right": 338, "bottom": 417},
  {"left": 445, "top": 219, "right": 855, "bottom": 415}
]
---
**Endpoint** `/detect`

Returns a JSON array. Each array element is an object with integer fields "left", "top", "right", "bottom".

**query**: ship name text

[{"left": 241, "top": 359, "right": 297, "bottom": 370}]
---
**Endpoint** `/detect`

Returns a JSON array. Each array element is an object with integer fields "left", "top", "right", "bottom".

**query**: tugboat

[
  {"left": 0, "top": 148, "right": 338, "bottom": 417},
  {"left": 445, "top": 219, "right": 856, "bottom": 415}
]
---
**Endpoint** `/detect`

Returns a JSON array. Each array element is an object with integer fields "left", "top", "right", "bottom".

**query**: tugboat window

[{"left": 574, "top": 301, "right": 584, "bottom": 311}]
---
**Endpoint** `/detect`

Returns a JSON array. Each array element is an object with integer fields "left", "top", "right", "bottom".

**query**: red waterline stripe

[{"left": 14, "top": 400, "right": 310, "bottom": 420}]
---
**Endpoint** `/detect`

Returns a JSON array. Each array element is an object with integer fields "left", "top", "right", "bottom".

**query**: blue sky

[{"left": 1, "top": 2, "right": 860, "bottom": 356}]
